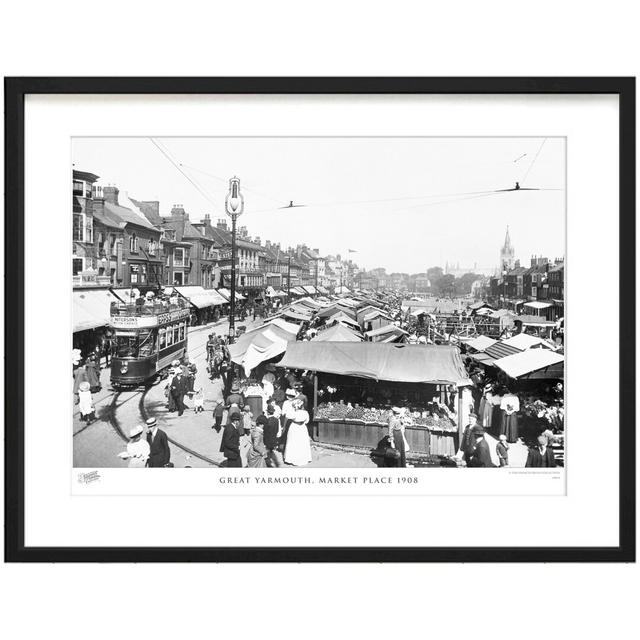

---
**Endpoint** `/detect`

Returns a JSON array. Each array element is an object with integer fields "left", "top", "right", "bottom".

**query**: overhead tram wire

[
  {"left": 520, "top": 138, "right": 547, "bottom": 185},
  {"left": 153, "top": 139, "right": 224, "bottom": 207},
  {"left": 179, "top": 163, "right": 286, "bottom": 206},
  {"left": 147, "top": 138, "right": 220, "bottom": 209}
]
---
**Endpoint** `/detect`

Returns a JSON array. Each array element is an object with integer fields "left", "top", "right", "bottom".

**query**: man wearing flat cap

[{"left": 145, "top": 417, "right": 171, "bottom": 468}]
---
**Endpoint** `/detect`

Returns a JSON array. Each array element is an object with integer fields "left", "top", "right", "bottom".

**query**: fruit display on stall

[{"left": 314, "top": 402, "right": 456, "bottom": 431}]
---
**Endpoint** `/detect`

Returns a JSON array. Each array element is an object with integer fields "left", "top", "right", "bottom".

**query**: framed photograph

[{"left": 4, "top": 77, "right": 635, "bottom": 562}]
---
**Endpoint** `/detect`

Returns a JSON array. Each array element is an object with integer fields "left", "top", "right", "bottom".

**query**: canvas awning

[
  {"left": 465, "top": 335, "right": 497, "bottom": 352},
  {"left": 312, "top": 323, "right": 363, "bottom": 342},
  {"left": 73, "top": 289, "right": 122, "bottom": 333},
  {"left": 364, "top": 323, "right": 409, "bottom": 338},
  {"left": 174, "top": 286, "right": 226, "bottom": 308},
  {"left": 469, "top": 352, "right": 497, "bottom": 366},
  {"left": 524, "top": 301, "right": 553, "bottom": 310},
  {"left": 278, "top": 342, "right": 469, "bottom": 384},
  {"left": 217, "top": 288, "right": 245, "bottom": 302},
  {"left": 485, "top": 342, "right": 522, "bottom": 360},
  {"left": 500, "top": 333, "right": 554, "bottom": 351},
  {"left": 493, "top": 349, "right": 564, "bottom": 379},
  {"left": 228, "top": 319, "right": 299, "bottom": 375},
  {"left": 327, "top": 313, "right": 361, "bottom": 329},
  {"left": 278, "top": 308, "right": 312, "bottom": 322},
  {"left": 301, "top": 285, "right": 318, "bottom": 294}
]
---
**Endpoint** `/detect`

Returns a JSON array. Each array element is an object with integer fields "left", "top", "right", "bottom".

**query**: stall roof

[
  {"left": 469, "top": 352, "right": 497, "bottom": 366},
  {"left": 73, "top": 289, "right": 122, "bottom": 333},
  {"left": 316, "top": 305, "right": 342, "bottom": 319},
  {"left": 228, "top": 319, "right": 299, "bottom": 375},
  {"left": 290, "top": 286, "right": 306, "bottom": 296},
  {"left": 301, "top": 285, "right": 318, "bottom": 294},
  {"left": 484, "top": 342, "right": 522, "bottom": 360},
  {"left": 465, "top": 335, "right": 498, "bottom": 352},
  {"left": 312, "top": 323, "right": 363, "bottom": 342},
  {"left": 365, "top": 323, "right": 409, "bottom": 338},
  {"left": 524, "top": 301, "right": 553, "bottom": 310},
  {"left": 217, "top": 288, "right": 245, "bottom": 301},
  {"left": 362, "top": 309, "right": 393, "bottom": 323},
  {"left": 501, "top": 333, "right": 554, "bottom": 351},
  {"left": 327, "top": 313, "right": 361, "bottom": 328},
  {"left": 493, "top": 349, "right": 564, "bottom": 379},
  {"left": 278, "top": 342, "right": 469, "bottom": 384},
  {"left": 174, "top": 286, "right": 227, "bottom": 308},
  {"left": 279, "top": 308, "right": 312, "bottom": 322}
]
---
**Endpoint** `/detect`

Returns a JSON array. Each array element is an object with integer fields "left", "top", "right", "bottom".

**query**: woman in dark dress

[{"left": 85, "top": 354, "right": 101, "bottom": 393}]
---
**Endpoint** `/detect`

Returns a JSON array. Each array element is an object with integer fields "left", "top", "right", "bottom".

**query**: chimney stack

[
  {"left": 202, "top": 214, "right": 212, "bottom": 226},
  {"left": 217, "top": 218, "right": 228, "bottom": 230},
  {"left": 103, "top": 185, "right": 119, "bottom": 205},
  {"left": 254, "top": 236, "right": 261, "bottom": 245}
]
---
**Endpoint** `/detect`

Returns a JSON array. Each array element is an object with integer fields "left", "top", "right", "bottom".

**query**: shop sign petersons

[{"left": 110, "top": 309, "right": 190, "bottom": 328}]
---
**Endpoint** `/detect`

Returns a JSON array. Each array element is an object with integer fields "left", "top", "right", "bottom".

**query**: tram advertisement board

[{"left": 110, "top": 308, "right": 190, "bottom": 329}]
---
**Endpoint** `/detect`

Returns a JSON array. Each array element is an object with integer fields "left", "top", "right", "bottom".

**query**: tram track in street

[{"left": 75, "top": 328, "right": 222, "bottom": 465}]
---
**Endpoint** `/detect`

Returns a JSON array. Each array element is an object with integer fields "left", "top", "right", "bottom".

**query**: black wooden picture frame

[{"left": 4, "top": 77, "right": 635, "bottom": 562}]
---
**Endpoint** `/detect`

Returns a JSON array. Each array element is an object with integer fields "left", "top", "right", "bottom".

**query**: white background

[
  {"left": 1, "top": 2, "right": 638, "bottom": 640},
  {"left": 27, "top": 94, "right": 607, "bottom": 546}
]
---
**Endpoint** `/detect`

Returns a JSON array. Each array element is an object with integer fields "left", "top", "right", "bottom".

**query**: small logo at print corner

[{"left": 78, "top": 470, "right": 101, "bottom": 484}]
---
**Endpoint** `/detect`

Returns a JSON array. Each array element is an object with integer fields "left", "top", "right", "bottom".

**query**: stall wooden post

[{"left": 313, "top": 373, "right": 319, "bottom": 440}]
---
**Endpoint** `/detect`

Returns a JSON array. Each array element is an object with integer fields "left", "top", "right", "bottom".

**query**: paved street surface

[{"left": 74, "top": 315, "right": 530, "bottom": 469}]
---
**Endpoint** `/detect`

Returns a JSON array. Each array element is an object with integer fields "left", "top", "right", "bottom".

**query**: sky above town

[{"left": 73, "top": 137, "right": 565, "bottom": 274}]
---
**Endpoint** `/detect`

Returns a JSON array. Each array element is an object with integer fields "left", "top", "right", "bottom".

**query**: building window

[
  {"left": 130, "top": 264, "right": 147, "bottom": 285},
  {"left": 85, "top": 216, "right": 93, "bottom": 244},
  {"left": 73, "top": 214, "right": 83, "bottom": 242},
  {"left": 109, "top": 234, "right": 117, "bottom": 256},
  {"left": 129, "top": 233, "right": 138, "bottom": 253},
  {"left": 72, "top": 258, "right": 83, "bottom": 275},
  {"left": 148, "top": 239, "right": 157, "bottom": 256},
  {"left": 72, "top": 180, "right": 83, "bottom": 195},
  {"left": 174, "top": 247, "right": 185, "bottom": 267},
  {"left": 173, "top": 271, "right": 184, "bottom": 285}
]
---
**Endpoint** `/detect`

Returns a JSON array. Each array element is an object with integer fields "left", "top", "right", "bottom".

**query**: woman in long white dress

[{"left": 284, "top": 407, "right": 312, "bottom": 466}]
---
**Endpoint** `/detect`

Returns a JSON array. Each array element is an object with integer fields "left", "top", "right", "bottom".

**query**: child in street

[
  {"left": 496, "top": 434, "right": 509, "bottom": 467},
  {"left": 192, "top": 387, "right": 204, "bottom": 413},
  {"left": 78, "top": 381, "right": 96, "bottom": 424}
]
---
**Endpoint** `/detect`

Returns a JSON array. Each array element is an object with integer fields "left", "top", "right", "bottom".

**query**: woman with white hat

[
  {"left": 284, "top": 403, "right": 312, "bottom": 466},
  {"left": 77, "top": 381, "right": 96, "bottom": 424},
  {"left": 117, "top": 425, "right": 150, "bottom": 468}
]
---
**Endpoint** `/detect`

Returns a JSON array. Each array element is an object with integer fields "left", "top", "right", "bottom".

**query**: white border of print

[{"left": 24, "top": 94, "right": 618, "bottom": 548}]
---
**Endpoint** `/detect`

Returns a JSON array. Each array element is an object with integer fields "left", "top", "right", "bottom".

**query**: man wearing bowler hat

[{"left": 145, "top": 417, "right": 171, "bottom": 468}]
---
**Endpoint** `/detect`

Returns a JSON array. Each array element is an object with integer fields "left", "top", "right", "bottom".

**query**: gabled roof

[
  {"left": 162, "top": 216, "right": 210, "bottom": 243},
  {"left": 96, "top": 202, "right": 160, "bottom": 232}
]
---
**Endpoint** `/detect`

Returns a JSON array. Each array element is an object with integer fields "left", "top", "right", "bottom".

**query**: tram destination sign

[{"left": 110, "top": 308, "right": 190, "bottom": 329}]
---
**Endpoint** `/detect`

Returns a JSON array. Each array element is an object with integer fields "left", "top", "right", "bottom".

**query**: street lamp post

[
  {"left": 225, "top": 176, "right": 244, "bottom": 342},
  {"left": 287, "top": 254, "right": 291, "bottom": 300}
]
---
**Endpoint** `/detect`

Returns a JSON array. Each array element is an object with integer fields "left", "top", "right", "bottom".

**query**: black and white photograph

[{"left": 72, "top": 136, "right": 566, "bottom": 473}]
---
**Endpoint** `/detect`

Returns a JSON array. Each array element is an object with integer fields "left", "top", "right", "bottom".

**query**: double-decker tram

[{"left": 109, "top": 297, "right": 191, "bottom": 388}]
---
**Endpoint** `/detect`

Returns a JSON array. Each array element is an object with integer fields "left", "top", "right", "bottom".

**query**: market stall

[
  {"left": 228, "top": 318, "right": 299, "bottom": 376},
  {"left": 277, "top": 342, "right": 470, "bottom": 455}
]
